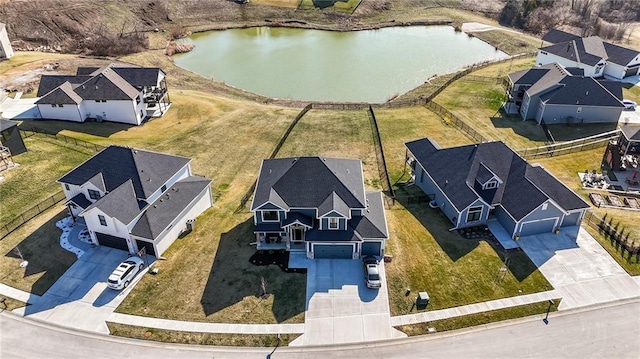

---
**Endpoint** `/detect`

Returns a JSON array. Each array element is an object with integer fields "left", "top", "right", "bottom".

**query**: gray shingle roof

[
  {"left": 604, "top": 42, "right": 640, "bottom": 66},
  {"left": 539, "top": 76, "right": 624, "bottom": 107},
  {"left": 35, "top": 82, "right": 83, "bottom": 105},
  {"left": 73, "top": 67, "right": 139, "bottom": 100},
  {"left": 541, "top": 40, "right": 605, "bottom": 66},
  {"left": 112, "top": 67, "right": 164, "bottom": 87},
  {"left": 250, "top": 157, "right": 366, "bottom": 211},
  {"left": 318, "top": 192, "right": 350, "bottom": 217},
  {"left": 282, "top": 212, "right": 313, "bottom": 227},
  {"left": 36, "top": 75, "right": 91, "bottom": 97},
  {"left": 525, "top": 64, "right": 568, "bottom": 96},
  {"left": 526, "top": 165, "right": 590, "bottom": 212},
  {"left": 0, "top": 119, "right": 18, "bottom": 132},
  {"left": 58, "top": 145, "right": 191, "bottom": 200},
  {"left": 67, "top": 193, "right": 92, "bottom": 210},
  {"left": 131, "top": 176, "right": 211, "bottom": 240},
  {"left": 406, "top": 139, "right": 590, "bottom": 221},
  {"left": 84, "top": 179, "right": 144, "bottom": 225},
  {"left": 542, "top": 29, "right": 580, "bottom": 44}
]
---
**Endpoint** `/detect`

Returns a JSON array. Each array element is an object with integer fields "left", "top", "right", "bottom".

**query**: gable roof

[
  {"left": 73, "top": 67, "right": 139, "bottom": 100},
  {"left": 131, "top": 176, "right": 211, "bottom": 240},
  {"left": 58, "top": 145, "right": 191, "bottom": 200},
  {"left": 603, "top": 42, "right": 640, "bottom": 66},
  {"left": 540, "top": 29, "right": 639, "bottom": 67},
  {"left": 36, "top": 81, "right": 83, "bottom": 105},
  {"left": 620, "top": 125, "right": 640, "bottom": 142},
  {"left": 405, "top": 139, "right": 590, "bottom": 221},
  {"left": 250, "top": 157, "right": 366, "bottom": 212},
  {"left": 83, "top": 179, "right": 145, "bottom": 225},
  {"left": 36, "top": 75, "right": 92, "bottom": 97},
  {"left": 542, "top": 29, "right": 581, "bottom": 44}
]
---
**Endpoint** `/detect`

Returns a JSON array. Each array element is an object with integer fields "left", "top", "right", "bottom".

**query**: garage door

[
  {"left": 561, "top": 212, "right": 582, "bottom": 227},
  {"left": 135, "top": 239, "right": 157, "bottom": 257},
  {"left": 361, "top": 242, "right": 382, "bottom": 256},
  {"left": 96, "top": 232, "right": 129, "bottom": 251},
  {"left": 519, "top": 218, "right": 557, "bottom": 237},
  {"left": 313, "top": 244, "right": 353, "bottom": 259},
  {"left": 625, "top": 66, "right": 639, "bottom": 78}
]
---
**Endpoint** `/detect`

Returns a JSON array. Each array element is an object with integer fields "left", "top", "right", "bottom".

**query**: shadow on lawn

[
  {"left": 489, "top": 111, "right": 548, "bottom": 144},
  {"left": 3, "top": 209, "right": 76, "bottom": 296},
  {"left": 19, "top": 118, "right": 132, "bottom": 138},
  {"left": 394, "top": 189, "right": 479, "bottom": 262},
  {"left": 200, "top": 218, "right": 305, "bottom": 323}
]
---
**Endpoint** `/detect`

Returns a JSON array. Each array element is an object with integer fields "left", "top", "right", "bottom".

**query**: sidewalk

[{"left": 0, "top": 283, "right": 37, "bottom": 303}]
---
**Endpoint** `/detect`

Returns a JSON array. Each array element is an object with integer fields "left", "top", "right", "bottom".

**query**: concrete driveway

[
  {"left": 619, "top": 107, "right": 640, "bottom": 125},
  {"left": 518, "top": 226, "right": 640, "bottom": 310},
  {"left": 13, "top": 246, "right": 149, "bottom": 333},
  {"left": 289, "top": 256, "right": 405, "bottom": 346},
  {"left": 0, "top": 94, "right": 40, "bottom": 119}
]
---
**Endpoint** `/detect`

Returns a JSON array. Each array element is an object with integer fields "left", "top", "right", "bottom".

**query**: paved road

[{"left": 2, "top": 299, "right": 638, "bottom": 359}]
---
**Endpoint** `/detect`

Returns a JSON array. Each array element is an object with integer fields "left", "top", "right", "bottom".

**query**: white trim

[
  {"left": 328, "top": 217, "right": 339, "bottom": 229},
  {"left": 519, "top": 217, "right": 559, "bottom": 236},
  {"left": 261, "top": 210, "right": 280, "bottom": 222}
]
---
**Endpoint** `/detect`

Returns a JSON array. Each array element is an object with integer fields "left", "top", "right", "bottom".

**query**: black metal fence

[
  {"left": 583, "top": 211, "right": 639, "bottom": 263},
  {"left": 21, "top": 127, "right": 105, "bottom": 153},
  {"left": 0, "top": 190, "right": 66, "bottom": 240},
  {"left": 367, "top": 106, "right": 395, "bottom": 199},
  {"left": 426, "top": 101, "right": 487, "bottom": 143}
]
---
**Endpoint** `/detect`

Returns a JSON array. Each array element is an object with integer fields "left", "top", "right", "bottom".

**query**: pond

[{"left": 173, "top": 26, "right": 509, "bottom": 103}]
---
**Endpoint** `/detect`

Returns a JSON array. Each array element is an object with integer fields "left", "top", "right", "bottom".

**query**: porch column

[{"left": 286, "top": 228, "right": 291, "bottom": 250}]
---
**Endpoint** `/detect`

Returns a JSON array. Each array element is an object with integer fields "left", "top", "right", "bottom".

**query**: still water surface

[{"left": 174, "top": 26, "right": 508, "bottom": 103}]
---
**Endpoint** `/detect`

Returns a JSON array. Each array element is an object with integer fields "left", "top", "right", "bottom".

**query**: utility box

[
  {"left": 416, "top": 291, "right": 430, "bottom": 310},
  {"left": 186, "top": 219, "right": 195, "bottom": 232}
]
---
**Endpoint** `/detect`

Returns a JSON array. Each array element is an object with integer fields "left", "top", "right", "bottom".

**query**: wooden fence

[
  {"left": 426, "top": 101, "right": 487, "bottom": 143},
  {"left": 0, "top": 190, "right": 66, "bottom": 240},
  {"left": 368, "top": 105, "right": 395, "bottom": 199}
]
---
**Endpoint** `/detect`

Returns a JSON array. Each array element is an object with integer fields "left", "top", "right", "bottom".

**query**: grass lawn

[
  {"left": 374, "top": 106, "right": 471, "bottom": 183},
  {"left": 396, "top": 299, "right": 559, "bottom": 336},
  {"left": 0, "top": 51, "right": 75, "bottom": 74},
  {"left": 299, "top": 0, "right": 361, "bottom": 13},
  {"left": 251, "top": 0, "right": 299, "bottom": 8},
  {"left": 108, "top": 322, "right": 299, "bottom": 346},
  {"left": 0, "top": 137, "right": 93, "bottom": 224},
  {"left": 0, "top": 205, "right": 76, "bottom": 296},
  {"left": 434, "top": 78, "right": 548, "bottom": 149},
  {"left": 384, "top": 195, "right": 552, "bottom": 316}
]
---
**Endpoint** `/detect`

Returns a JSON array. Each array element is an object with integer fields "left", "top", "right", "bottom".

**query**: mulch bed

[{"left": 249, "top": 250, "right": 307, "bottom": 274}]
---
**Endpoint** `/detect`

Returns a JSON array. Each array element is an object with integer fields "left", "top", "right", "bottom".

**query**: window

[
  {"left": 64, "top": 184, "right": 70, "bottom": 191},
  {"left": 485, "top": 181, "right": 497, "bottom": 190},
  {"left": 57, "top": 104, "right": 64, "bottom": 107},
  {"left": 467, "top": 206, "right": 482, "bottom": 222},
  {"left": 88, "top": 189, "right": 101, "bottom": 200},
  {"left": 541, "top": 203, "right": 548, "bottom": 211},
  {"left": 98, "top": 215, "right": 107, "bottom": 226},
  {"left": 51, "top": 104, "right": 56, "bottom": 108},
  {"left": 329, "top": 217, "right": 339, "bottom": 229},
  {"left": 161, "top": 184, "right": 167, "bottom": 193},
  {"left": 540, "top": 51, "right": 548, "bottom": 55},
  {"left": 94, "top": 100, "right": 106, "bottom": 103},
  {"left": 262, "top": 211, "right": 278, "bottom": 222},
  {"left": 136, "top": 96, "right": 141, "bottom": 104},
  {"left": 576, "top": 107, "right": 582, "bottom": 114}
]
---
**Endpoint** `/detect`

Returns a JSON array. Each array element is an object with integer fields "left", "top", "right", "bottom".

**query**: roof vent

[
  {"left": 586, "top": 91, "right": 589, "bottom": 95},
  {"left": 95, "top": 85, "right": 98, "bottom": 89}
]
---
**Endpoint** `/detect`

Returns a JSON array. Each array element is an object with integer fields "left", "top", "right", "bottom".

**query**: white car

[
  {"left": 107, "top": 256, "right": 144, "bottom": 290},
  {"left": 622, "top": 99, "right": 637, "bottom": 110},
  {"left": 363, "top": 255, "right": 381, "bottom": 289}
]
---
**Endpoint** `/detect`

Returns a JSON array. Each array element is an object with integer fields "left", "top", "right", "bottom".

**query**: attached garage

[
  {"left": 561, "top": 212, "right": 582, "bottom": 227},
  {"left": 625, "top": 66, "right": 639, "bottom": 78},
  {"left": 135, "top": 239, "right": 157, "bottom": 257},
  {"left": 361, "top": 241, "right": 382, "bottom": 256},
  {"left": 96, "top": 232, "right": 129, "bottom": 251},
  {"left": 519, "top": 218, "right": 557, "bottom": 237},
  {"left": 313, "top": 244, "right": 354, "bottom": 259}
]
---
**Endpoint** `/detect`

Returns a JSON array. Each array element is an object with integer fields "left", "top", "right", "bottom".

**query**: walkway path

[
  {"left": 390, "top": 289, "right": 559, "bottom": 326},
  {"left": 461, "top": 22, "right": 523, "bottom": 35}
]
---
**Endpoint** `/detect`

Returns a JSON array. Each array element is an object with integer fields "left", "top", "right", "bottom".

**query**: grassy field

[
  {"left": 0, "top": 205, "right": 76, "bottom": 296},
  {"left": 396, "top": 299, "right": 559, "bottom": 336},
  {"left": 108, "top": 322, "right": 299, "bottom": 346},
  {"left": 0, "top": 137, "right": 93, "bottom": 224}
]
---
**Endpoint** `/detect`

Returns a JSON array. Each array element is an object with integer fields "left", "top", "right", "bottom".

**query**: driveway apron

[
  {"left": 289, "top": 258, "right": 405, "bottom": 346},
  {"left": 518, "top": 226, "right": 640, "bottom": 310}
]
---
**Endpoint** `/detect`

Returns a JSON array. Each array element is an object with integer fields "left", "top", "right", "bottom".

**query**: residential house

[
  {"left": 0, "top": 23, "right": 14, "bottom": 59},
  {"left": 36, "top": 64, "right": 171, "bottom": 125},
  {"left": 405, "top": 138, "right": 590, "bottom": 239},
  {"left": 250, "top": 157, "right": 389, "bottom": 259},
  {"left": 0, "top": 119, "right": 27, "bottom": 155},
  {"left": 506, "top": 62, "right": 624, "bottom": 124},
  {"left": 58, "top": 145, "right": 212, "bottom": 257},
  {"left": 537, "top": 29, "right": 640, "bottom": 79}
]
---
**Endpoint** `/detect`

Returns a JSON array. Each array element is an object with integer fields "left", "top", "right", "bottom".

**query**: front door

[{"left": 293, "top": 228, "right": 304, "bottom": 241}]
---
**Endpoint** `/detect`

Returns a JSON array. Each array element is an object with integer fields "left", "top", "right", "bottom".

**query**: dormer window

[
  {"left": 329, "top": 217, "right": 339, "bottom": 229},
  {"left": 484, "top": 180, "right": 498, "bottom": 190}
]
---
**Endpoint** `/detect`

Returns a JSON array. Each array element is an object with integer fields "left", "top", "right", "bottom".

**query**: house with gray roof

[
  {"left": 506, "top": 62, "right": 624, "bottom": 124},
  {"left": 58, "top": 145, "right": 212, "bottom": 257},
  {"left": 405, "top": 139, "right": 590, "bottom": 239},
  {"left": 250, "top": 157, "right": 388, "bottom": 259},
  {"left": 537, "top": 29, "right": 640, "bottom": 79},
  {"left": 0, "top": 23, "right": 13, "bottom": 59},
  {"left": 35, "top": 64, "right": 170, "bottom": 125}
]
